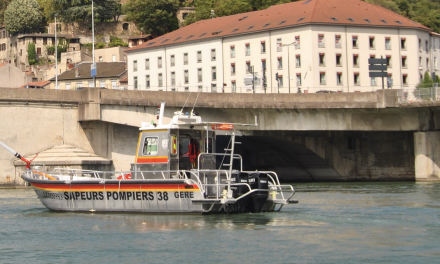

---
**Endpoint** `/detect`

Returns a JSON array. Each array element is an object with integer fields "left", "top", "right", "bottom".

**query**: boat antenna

[
  {"left": 180, "top": 92, "right": 192, "bottom": 114},
  {"left": 190, "top": 92, "right": 200, "bottom": 116}
]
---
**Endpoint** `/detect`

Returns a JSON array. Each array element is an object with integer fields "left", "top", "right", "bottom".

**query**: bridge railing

[{"left": 397, "top": 86, "right": 440, "bottom": 103}]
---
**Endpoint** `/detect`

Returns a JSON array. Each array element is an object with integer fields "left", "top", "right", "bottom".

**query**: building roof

[
  {"left": 50, "top": 62, "right": 127, "bottom": 81},
  {"left": 127, "top": 0, "right": 430, "bottom": 52},
  {"left": 20, "top": 80, "right": 50, "bottom": 88},
  {"left": 128, "top": 34, "right": 152, "bottom": 40},
  {"left": 0, "top": 63, "right": 8, "bottom": 68},
  {"left": 119, "top": 77, "right": 128, "bottom": 83}
]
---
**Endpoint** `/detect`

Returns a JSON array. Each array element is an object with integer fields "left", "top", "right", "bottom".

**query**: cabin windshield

[{"left": 143, "top": 137, "right": 158, "bottom": 155}]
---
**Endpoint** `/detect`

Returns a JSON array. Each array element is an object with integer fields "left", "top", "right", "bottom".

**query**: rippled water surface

[{"left": 1, "top": 182, "right": 439, "bottom": 263}]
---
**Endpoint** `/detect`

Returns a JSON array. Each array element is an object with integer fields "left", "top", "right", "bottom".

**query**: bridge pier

[{"left": 415, "top": 132, "right": 440, "bottom": 181}]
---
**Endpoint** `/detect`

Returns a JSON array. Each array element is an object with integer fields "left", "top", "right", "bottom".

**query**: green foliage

[
  {"left": 51, "top": 0, "right": 121, "bottom": 23},
  {"left": 109, "top": 36, "right": 128, "bottom": 47},
  {"left": 4, "top": 0, "right": 43, "bottom": 34},
  {"left": 0, "top": 0, "right": 12, "bottom": 25},
  {"left": 27, "top": 42, "right": 36, "bottom": 65},
  {"left": 416, "top": 71, "right": 435, "bottom": 100},
  {"left": 96, "top": 42, "right": 106, "bottom": 49},
  {"left": 45, "top": 38, "right": 69, "bottom": 62},
  {"left": 127, "top": 0, "right": 180, "bottom": 37}
]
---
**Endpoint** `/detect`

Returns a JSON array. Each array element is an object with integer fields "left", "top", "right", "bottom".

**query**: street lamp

[
  {"left": 282, "top": 42, "right": 296, "bottom": 93},
  {"left": 91, "top": 0, "right": 96, "bottom": 87},
  {"left": 55, "top": 14, "right": 58, "bottom": 90}
]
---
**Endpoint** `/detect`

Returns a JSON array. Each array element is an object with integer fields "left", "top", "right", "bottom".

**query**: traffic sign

[
  {"left": 369, "top": 65, "right": 387, "bottom": 71},
  {"left": 91, "top": 63, "right": 97, "bottom": 77},
  {"left": 369, "top": 72, "right": 388, "bottom": 78},
  {"left": 368, "top": 58, "right": 387, "bottom": 64}
]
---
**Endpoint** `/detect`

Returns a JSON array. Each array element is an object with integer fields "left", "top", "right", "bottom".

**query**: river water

[{"left": 1, "top": 182, "right": 439, "bottom": 264}]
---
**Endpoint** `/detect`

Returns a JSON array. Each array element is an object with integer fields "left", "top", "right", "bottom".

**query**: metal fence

[{"left": 397, "top": 86, "right": 440, "bottom": 104}]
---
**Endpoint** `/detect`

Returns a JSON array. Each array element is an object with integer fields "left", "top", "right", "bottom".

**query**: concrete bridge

[{"left": 1, "top": 88, "right": 440, "bottom": 185}]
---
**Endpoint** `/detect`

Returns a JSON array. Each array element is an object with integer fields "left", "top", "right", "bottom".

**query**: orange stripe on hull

[{"left": 136, "top": 156, "right": 168, "bottom": 163}]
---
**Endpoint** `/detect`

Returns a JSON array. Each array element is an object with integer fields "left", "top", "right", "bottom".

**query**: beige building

[
  {"left": 126, "top": 0, "right": 440, "bottom": 93},
  {"left": 0, "top": 63, "right": 34, "bottom": 88},
  {"left": 0, "top": 29, "right": 80, "bottom": 69},
  {"left": 48, "top": 62, "right": 127, "bottom": 90}
]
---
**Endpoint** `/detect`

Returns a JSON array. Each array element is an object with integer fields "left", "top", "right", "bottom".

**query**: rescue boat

[{"left": 1, "top": 102, "right": 297, "bottom": 214}]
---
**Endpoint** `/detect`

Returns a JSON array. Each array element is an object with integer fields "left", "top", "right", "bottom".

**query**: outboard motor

[
  {"left": 248, "top": 172, "right": 269, "bottom": 212},
  {"left": 229, "top": 172, "right": 250, "bottom": 213}
]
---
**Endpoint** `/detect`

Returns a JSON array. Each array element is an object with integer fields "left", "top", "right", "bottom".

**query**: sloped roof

[
  {"left": 127, "top": 0, "right": 430, "bottom": 52},
  {"left": 0, "top": 63, "right": 8, "bottom": 68},
  {"left": 50, "top": 62, "right": 127, "bottom": 81},
  {"left": 20, "top": 80, "right": 50, "bottom": 88}
]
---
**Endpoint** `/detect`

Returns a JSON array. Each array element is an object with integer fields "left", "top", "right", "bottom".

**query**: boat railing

[{"left": 197, "top": 153, "right": 243, "bottom": 171}]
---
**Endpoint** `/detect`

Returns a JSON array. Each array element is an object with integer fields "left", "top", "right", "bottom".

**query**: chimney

[{"left": 75, "top": 66, "right": 79, "bottom": 77}]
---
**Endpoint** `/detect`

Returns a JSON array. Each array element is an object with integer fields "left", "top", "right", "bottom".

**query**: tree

[
  {"left": 127, "top": 0, "right": 179, "bottom": 37},
  {"left": 52, "top": 0, "right": 121, "bottom": 23},
  {"left": 416, "top": 71, "right": 434, "bottom": 100},
  {"left": 0, "top": 0, "right": 12, "bottom": 25},
  {"left": 27, "top": 42, "right": 36, "bottom": 65},
  {"left": 4, "top": 0, "right": 43, "bottom": 34}
]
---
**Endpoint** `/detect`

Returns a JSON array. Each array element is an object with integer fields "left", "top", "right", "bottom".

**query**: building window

[
  {"left": 88, "top": 81, "right": 94, "bottom": 88},
  {"left": 371, "top": 77, "right": 376, "bottom": 86},
  {"left": 385, "top": 37, "right": 391, "bottom": 50},
  {"left": 232, "top": 81, "right": 236, "bottom": 93},
  {"left": 419, "top": 56, "right": 422, "bottom": 66},
  {"left": 211, "top": 49, "right": 216, "bottom": 61},
  {"left": 295, "top": 36, "right": 300, "bottom": 49},
  {"left": 402, "top": 56, "right": 407, "bottom": 68},
  {"left": 277, "top": 57, "right": 282, "bottom": 69},
  {"left": 230, "top": 46, "right": 235, "bottom": 58},
  {"left": 435, "top": 57, "right": 438, "bottom": 70},
  {"left": 419, "top": 38, "right": 422, "bottom": 51},
  {"left": 335, "top": 35, "right": 341, "bottom": 48},
  {"left": 245, "top": 44, "right": 250, "bottom": 56},
  {"left": 337, "top": 72, "right": 342, "bottom": 85},
  {"left": 145, "top": 59, "right": 150, "bottom": 70},
  {"left": 369, "top": 36, "right": 375, "bottom": 49},
  {"left": 133, "top": 60, "right": 137, "bottom": 72},
  {"left": 197, "top": 51, "right": 202, "bottom": 63},
  {"left": 100, "top": 81, "right": 105, "bottom": 88},
  {"left": 261, "top": 41, "right": 266, "bottom": 53},
  {"left": 401, "top": 38, "right": 406, "bottom": 50},
  {"left": 246, "top": 61, "right": 251, "bottom": 73},
  {"left": 183, "top": 53, "right": 188, "bottom": 65},
  {"left": 146, "top": 75, "right": 150, "bottom": 88},
  {"left": 262, "top": 60, "right": 266, "bottom": 70},
  {"left": 198, "top": 68, "right": 202, "bottom": 82},
  {"left": 320, "top": 72, "right": 326, "bottom": 85},
  {"left": 296, "top": 55, "right": 301, "bottom": 67},
  {"left": 318, "top": 34, "right": 324, "bottom": 48},
  {"left": 170, "top": 55, "right": 175, "bottom": 67},
  {"left": 32, "top": 37, "right": 36, "bottom": 43},
  {"left": 36, "top": 48, "right": 41, "bottom": 55},
  {"left": 354, "top": 73, "right": 360, "bottom": 85},
  {"left": 426, "top": 58, "right": 429, "bottom": 70},
  {"left": 426, "top": 40, "right": 429, "bottom": 51},
  {"left": 112, "top": 55, "right": 116, "bottom": 62},
  {"left": 353, "top": 54, "right": 359, "bottom": 67},
  {"left": 277, "top": 38, "right": 282, "bottom": 52},
  {"left": 158, "top": 73, "right": 163, "bottom": 87},
  {"left": 211, "top": 83, "right": 217, "bottom": 92},
  {"left": 66, "top": 83, "right": 71, "bottom": 90},
  {"left": 158, "top": 57, "right": 162, "bottom": 68},
  {"left": 134, "top": 77, "right": 138, "bottom": 90},
  {"left": 43, "top": 38, "right": 47, "bottom": 45},
  {"left": 336, "top": 54, "right": 342, "bottom": 66},
  {"left": 171, "top": 72, "right": 175, "bottom": 86},
  {"left": 319, "top": 53, "right": 325, "bottom": 66},
  {"left": 184, "top": 87, "right": 189, "bottom": 92},
  {"left": 402, "top": 74, "right": 408, "bottom": 86},
  {"left": 198, "top": 86, "right": 203, "bottom": 92},
  {"left": 184, "top": 70, "right": 189, "bottom": 84},
  {"left": 231, "top": 63, "right": 236, "bottom": 75},
  {"left": 297, "top": 73, "right": 301, "bottom": 86},
  {"left": 211, "top": 67, "right": 216, "bottom": 81},
  {"left": 279, "top": 76, "right": 283, "bottom": 88},
  {"left": 386, "top": 56, "right": 391, "bottom": 68},
  {"left": 352, "top": 36, "right": 358, "bottom": 48}
]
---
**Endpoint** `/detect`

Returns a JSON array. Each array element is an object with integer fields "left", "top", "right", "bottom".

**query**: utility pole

[
  {"left": 91, "top": 0, "right": 96, "bottom": 87},
  {"left": 263, "top": 66, "right": 267, "bottom": 93},
  {"left": 282, "top": 42, "right": 296, "bottom": 94},
  {"left": 55, "top": 15, "right": 58, "bottom": 89}
]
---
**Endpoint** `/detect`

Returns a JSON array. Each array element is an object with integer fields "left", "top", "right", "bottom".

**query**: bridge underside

[{"left": 218, "top": 131, "right": 415, "bottom": 182}]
